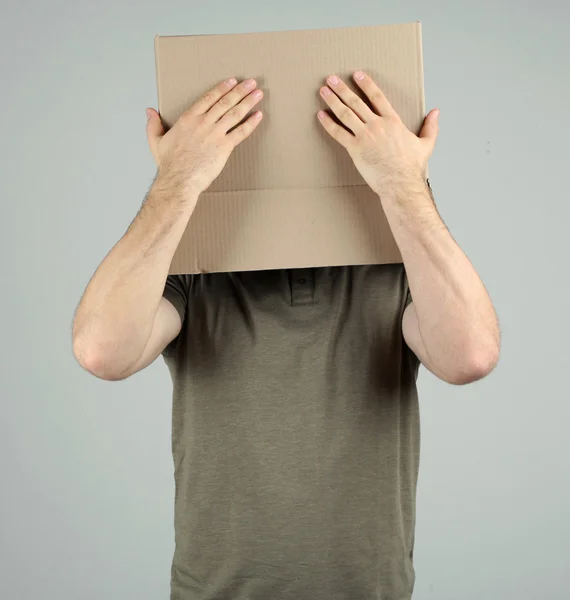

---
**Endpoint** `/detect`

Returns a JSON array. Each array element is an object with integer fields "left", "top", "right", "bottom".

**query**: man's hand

[
  {"left": 146, "top": 77, "right": 264, "bottom": 197},
  {"left": 317, "top": 70, "right": 439, "bottom": 194}
]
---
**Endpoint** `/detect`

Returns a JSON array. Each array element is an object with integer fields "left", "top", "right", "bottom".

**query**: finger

[
  {"left": 317, "top": 110, "right": 355, "bottom": 148},
  {"left": 226, "top": 110, "right": 264, "bottom": 147},
  {"left": 207, "top": 78, "right": 258, "bottom": 122},
  {"left": 352, "top": 71, "right": 399, "bottom": 119},
  {"left": 190, "top": 78, "right": 239, "bottom": 115},
  {"left": 319, "top": 86, "right": 365, "bottom": 134},
  {"left": 217, "top": 88, "right": 264, "bottom": 133},
  {"left": 146, "top": 108, "right": 165, "bottom": 160},
  {"left": 419, "top": 109, "right": 440, "bottom": 148},
  {"left": 325, "top": 75, "right": 375, "bottom": 122}
]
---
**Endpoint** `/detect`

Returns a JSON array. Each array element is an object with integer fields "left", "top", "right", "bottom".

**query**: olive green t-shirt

[{"left": 161, "top": 264, "right": 420, "bottom": 600}]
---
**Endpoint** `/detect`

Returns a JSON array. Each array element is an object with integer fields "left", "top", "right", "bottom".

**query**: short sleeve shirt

[{"left": 162, "top": 264, "right": 420, "bottom": 600}]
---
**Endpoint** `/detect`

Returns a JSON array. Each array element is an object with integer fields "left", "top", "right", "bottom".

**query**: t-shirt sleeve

[
  {"left": 403, "top": 268, "right": 413, "bottom": 309},
  {"left": 161, "top": 274, "right": 190, "bottom": 356},
  {"left": 162, "top": 275, "right": 188, "bottom": 323},
  {"left": 404, "top": 283, "right": 413, "bottom": 309}
]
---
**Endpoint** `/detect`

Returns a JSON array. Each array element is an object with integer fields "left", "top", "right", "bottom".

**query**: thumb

[
  {"left": 419, "top": 108, "right": 440, "bottom": 146},
  {"left": 145, "top": 108, "right": 165, "bottom": 159}
]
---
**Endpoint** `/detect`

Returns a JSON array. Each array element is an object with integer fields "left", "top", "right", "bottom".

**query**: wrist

[
  {"left": 374, "top": 168, "right": 429, "bottom": 203},
  {"left": 152, "top": 169, "right": 201, "bottom": 207}
]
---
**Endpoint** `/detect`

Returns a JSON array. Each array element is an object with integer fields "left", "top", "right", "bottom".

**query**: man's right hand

[{"left": 146, "top": 77, "right": 264, "bottom": 197}]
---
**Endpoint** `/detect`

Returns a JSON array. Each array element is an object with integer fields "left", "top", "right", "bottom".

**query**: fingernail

[
  {"left": 318, "top": 110, "right": 326, "bottom": 119},
  {"left": 254, "top": 111, "right": 263, "bottom": 119},
  {"left": 253, "top": 90, "right": 263, "bottom": 99},
  {"left": 146, "top": 108, "right": 152, "bottom": 119},
  {"left": 354, "top": 71, "right": 365, "bottom": 80},
  {"left": 244, "top": 78, "right": 256, "bottom": 89},
  {"left": 328, "top": 75, "right": 339, "bottom": 85},
  {"left": 226, "top": 77, "right": 237, "bottom": 85},
  {"left": 321, "top": 86, "right": 332, "bottom": 96}
]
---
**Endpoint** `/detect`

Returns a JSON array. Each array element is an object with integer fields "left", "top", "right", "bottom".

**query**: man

[{"left": 72, "top": 71, "right": 500, "bottom": 600}]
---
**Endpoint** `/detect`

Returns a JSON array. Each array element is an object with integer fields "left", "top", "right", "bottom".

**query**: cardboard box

[{"left": 154, "top": 22, "right": 426, "bottom": 274}]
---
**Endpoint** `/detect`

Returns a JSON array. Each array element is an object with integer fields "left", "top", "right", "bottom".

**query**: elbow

[
  {"left": 72, "top": 336, "right": 130, "bottom": 381},
  {"left": 444, "top": 344, "right": 500, "bottom": 386}
]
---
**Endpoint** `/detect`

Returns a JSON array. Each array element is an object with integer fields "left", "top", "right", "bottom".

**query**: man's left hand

[{"left": 317, "top": 71, "right": 439, "bottom": 194}]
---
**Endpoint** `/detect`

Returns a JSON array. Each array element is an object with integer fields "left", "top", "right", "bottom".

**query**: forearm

[
  {"left": 72, "top": 177, "right": 198, "bottom": 375},
  {"left": 379, "top": 175, "right": 500, "bottom": 375}
]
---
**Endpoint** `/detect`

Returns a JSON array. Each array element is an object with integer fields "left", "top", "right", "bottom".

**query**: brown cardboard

[{"left": 154, "top": 22, "right": 426, "bottom": 274}]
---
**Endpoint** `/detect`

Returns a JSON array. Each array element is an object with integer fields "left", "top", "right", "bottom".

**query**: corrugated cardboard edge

[
  {"left": 417, "top": 21, "right": 425, "bottom": 116},
  {"left": 416, "top": 21, "right": 429, "bottom": 179},
  {"left": 154, "top": 35, "right": 162, "bottom": 119}
]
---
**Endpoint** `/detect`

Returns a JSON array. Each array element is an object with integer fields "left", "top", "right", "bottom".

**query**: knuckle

[
  {"left": 179, "top": 111, "right": 193, "bottom": 125},
  {"left": 227, "top": 106, "right": 241, "bottom": 120},
  {"left": 340, "top": 108, "right": 353, "bottom": 121},
  {"left": 371, "top": 125, "right": 386, "bottom": 138},
  {"left": 235, "top": 122, "right": 249, "bottom": 138},
  {"left": 201, "top": 92, "right": 215, "bottom": 105},
  {"left": 218, "top": 94, "right": 232, "bottom": 108},
  {"left": 370, "top": 92, "right": 385, "bottom": 104}
]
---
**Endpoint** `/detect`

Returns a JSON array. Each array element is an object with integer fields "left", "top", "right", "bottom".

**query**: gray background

[{"left": 1, "top": 0, "right": 568, "bottom": 598}]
